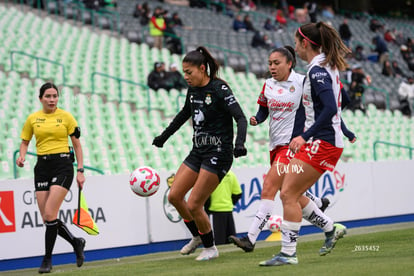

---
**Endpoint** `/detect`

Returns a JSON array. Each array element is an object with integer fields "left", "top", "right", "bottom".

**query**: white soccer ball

[
  {"left": 129, "top": 166, "right": 160, "bottom": 197},
  {"left": 267, "top": 214, "right": 283, "bottom": 233}
]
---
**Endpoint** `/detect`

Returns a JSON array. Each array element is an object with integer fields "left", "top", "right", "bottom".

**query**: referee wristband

[{"left": 77, "top": 168, "right": 84, "bottom": 173}]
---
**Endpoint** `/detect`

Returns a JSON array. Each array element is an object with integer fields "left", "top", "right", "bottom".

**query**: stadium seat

[{"left": 1, "top": 3, "right": 414, "bottom": 179}]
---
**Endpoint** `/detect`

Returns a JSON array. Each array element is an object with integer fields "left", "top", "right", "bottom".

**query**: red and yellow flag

[{"left": 73, "top": 189, "right": 99, "bottom": 235}]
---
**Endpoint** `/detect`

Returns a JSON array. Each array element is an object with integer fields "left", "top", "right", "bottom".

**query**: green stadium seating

[{"left": 1, "top": 3, "right": 414, "bottom": 180}]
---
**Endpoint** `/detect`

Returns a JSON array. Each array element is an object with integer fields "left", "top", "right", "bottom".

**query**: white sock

[
  {"left": 247, "top": 199, "right": 274, "bottom": 244},
  {"left": 302, "top": 199, "right": 334, "bottom": 232},
  {"left": 305, "top": 191, "right": 322, "bottom": 208},
  {"left": 281, "top": 220, "right": 301, "bottom": 256}
]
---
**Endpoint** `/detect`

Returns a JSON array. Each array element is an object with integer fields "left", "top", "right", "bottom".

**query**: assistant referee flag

[{"left": 73, "top": 187, "right": 99, "bottom": 235}]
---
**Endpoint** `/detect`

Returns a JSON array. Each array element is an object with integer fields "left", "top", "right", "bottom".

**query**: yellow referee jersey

[
  {"left": 209, "top": 171, "right": 242, "bottom": 212},
  {"left": 20, "top": 108, "right": 78, "bottom": 155}
]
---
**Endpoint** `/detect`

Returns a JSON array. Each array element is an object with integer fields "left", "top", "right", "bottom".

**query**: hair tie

[{"left": 298, "top": 27, "right": 320, "bottom": 47}]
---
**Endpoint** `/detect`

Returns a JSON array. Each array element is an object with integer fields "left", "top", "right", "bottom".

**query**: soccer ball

[
  {"left": 129, "top": 166, "right": 160, "bottom": 197},
  {"left": 267, "top": 214, "right": 283, "bottom": 233}
]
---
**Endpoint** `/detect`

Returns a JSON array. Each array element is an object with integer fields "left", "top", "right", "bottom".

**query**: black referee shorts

[
  {"left": 183, "top": 148, "right": 233, "bottom": 182},
  {"left": 34, "top": 153, "right": 74, "bottom": 191}
]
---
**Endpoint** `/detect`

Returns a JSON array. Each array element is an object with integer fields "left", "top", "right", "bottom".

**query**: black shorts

[
  {"left": 34, "top": 153, "right": 74, "bottom": 191},
  {"left": 183, "top": 148, "right": 233, "bottom": 182}
]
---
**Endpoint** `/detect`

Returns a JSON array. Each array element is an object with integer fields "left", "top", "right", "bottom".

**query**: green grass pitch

[{"left": 4, "top": 222, "right": 414, "bottom": 275}]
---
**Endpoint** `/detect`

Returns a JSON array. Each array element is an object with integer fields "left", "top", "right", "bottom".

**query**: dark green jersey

[{"left": 161, "top": 79, "right": 247, "bottom": 154}]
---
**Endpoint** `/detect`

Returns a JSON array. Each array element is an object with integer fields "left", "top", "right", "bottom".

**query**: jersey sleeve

[
  {"left": 218, "top": 81, "right": 237, "bottom": 107},
  {"left": 341, "top": 118, "right": 356, "bottom": 141},
  {"left": 20, "top": 114, "right": 34, "bottom": 141},
  {"left": 254, "top": 104, "right": 269, "bottom": 124},
  {"left": 66, "top": 111, "right": 79, "bottom": 136},
  {"left": 257, "top": 82, "right": 267, "bottom": 107},
  {"left": 217, "top": 81, "right": 247, "bottom": 147},
  {"left": 302, "top": 67, "right": 338, "bottom": 141},
  {"left": 309, "top": 66, "right": 334, "bottom": 97}
]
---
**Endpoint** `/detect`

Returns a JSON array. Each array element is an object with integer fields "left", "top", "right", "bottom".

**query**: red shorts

[
  {"left": 294, "top": 139, "right": 343, "bottom": 174},
  {"left": 270, "top": 145, "right": 294, "bottom": 166}
]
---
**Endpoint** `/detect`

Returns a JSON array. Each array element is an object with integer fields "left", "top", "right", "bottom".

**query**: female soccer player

[
  {"left": 16, "top": 83, "right": 86, "bottom": 273},
  {"left": 259, "top": 22, "right": 352, "bottom": 266},
  {"left": 152, "top": 46, "right": 247, "bottom": 261},
  {"left": 228, "top": 46, "right": 349, "bottom": 255}
]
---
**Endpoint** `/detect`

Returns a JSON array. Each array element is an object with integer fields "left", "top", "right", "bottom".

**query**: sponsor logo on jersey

[
  {"left": 190, "top": 95, "right": 204, "bottom": 104},
  {"left": 194, "top": 133, "right": 222, "bottom": 148},
  {"left": 205, "top": 94, "right": 212, "bottom": 105},
  {"left": 193, "top": 109, "right": 205, "bottom": 125},
  {"left": 221, "top": 85, "right": 228, "bottom": 90},
  {"left": 268, "top": 99, "right": 295, "bottom": 112},
  {"left": 224, "top": 94, "right": 237, "bottom": 105},
  {"left": 311, "top": 72, "right": 328, "bottom": 79}
]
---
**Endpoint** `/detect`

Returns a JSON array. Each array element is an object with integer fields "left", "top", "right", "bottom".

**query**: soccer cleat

[
  {"left": 319, "top": 197, "right": 330, "bottom": 212},
  {"left": 259, "top": 252, "right": 298, "bottom": 266},
  {"left": 74, "top": 237, "right": 86, "bottom": 267},
  {"left": 38, "top": 257, "right": 52, "bottom": 273},
  {"left": 195, "top": 245, "right": 219, "bottom": 261},
  {"left": 180, "top": 236, "right": 202, "bottom": 255},
  {"left": 228, "top": 235, "right": 255, "bottom": 252},
  {"left": 319, "top": 223, "right": 347, "bottom": 256}
]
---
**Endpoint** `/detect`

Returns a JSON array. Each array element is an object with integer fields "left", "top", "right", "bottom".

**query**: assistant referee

[{"left": 16, "top": 82, "right": 86, "bottom": 273}]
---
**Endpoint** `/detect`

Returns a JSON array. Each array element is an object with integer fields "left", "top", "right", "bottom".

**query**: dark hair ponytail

[
  {"left": 39, "top": 82, "right": 59, "bottom": 98},
  {"left": 284, "top": 45, "right": 296, "bottom": 69},
  {"left": 270, "top": 45, "right": 296, "bottom": 70},
  {"left": 183, "top": 46, "right": 220, "bottom": 79}
]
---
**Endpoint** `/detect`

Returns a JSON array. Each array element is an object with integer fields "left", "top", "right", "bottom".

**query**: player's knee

[
  {"left": 43, "top": 212, "right": 57, "bottom": 222},
  {"left": 279, "top": 189, "right": 292, "bottom": 204},
  {"left": 167, "top": 192, "right": 179, "bottom": 207},
  {"left": 187, "top": 201, "right": 202, "bottom": 217},
  {"left": 261, "top": 180, "right": 279, "bottom": 199}
]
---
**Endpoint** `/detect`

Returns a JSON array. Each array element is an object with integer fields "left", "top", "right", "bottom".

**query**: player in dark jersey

[
  {"left": 153, "top": 46, "right": 247, "bottom": 261},
  {"left": 16, "top": 83, "right": 86, "bottom": 273}
]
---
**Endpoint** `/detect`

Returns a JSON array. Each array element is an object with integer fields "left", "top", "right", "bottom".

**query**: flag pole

[{"left": 77, "top": 186, "right": 81, "bottom": 225}]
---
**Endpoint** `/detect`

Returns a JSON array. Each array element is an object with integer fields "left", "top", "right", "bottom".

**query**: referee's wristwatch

[{"left": 77, "top": 168, "right": 84, "bottom": 173}]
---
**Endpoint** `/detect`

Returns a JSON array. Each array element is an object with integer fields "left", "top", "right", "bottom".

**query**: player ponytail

[
  {"left": 183, "top": 46, "right": 220, "bottom": 79},
  {"left": 296, "top": 22, "right": 350, "bottom": 71}
]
